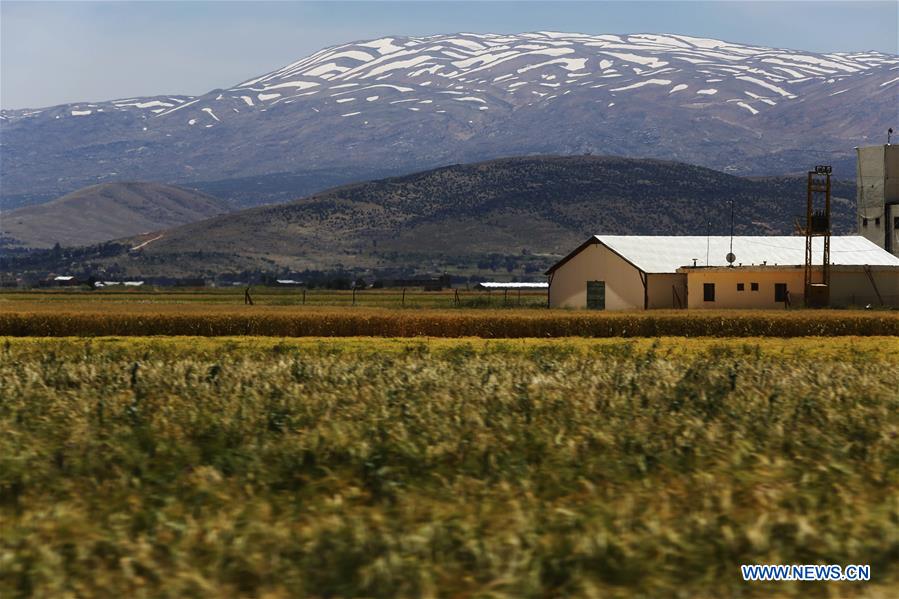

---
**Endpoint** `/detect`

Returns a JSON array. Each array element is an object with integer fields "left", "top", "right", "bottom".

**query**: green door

[{"left": 586, "top": 281, "right": 606, "bottom": 310}]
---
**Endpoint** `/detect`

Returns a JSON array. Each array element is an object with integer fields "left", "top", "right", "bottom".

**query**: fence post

[
  {"left": 402, "top": 288, "right": 406, "bottom": 307},
  {"left": 352, "top": 287, "right": 357, "bottom": 306},
  {"left": 518, "top": 289, "right": 521, "bottom": 306},
  {"left": 302, "top": 289, "right": 306, "bottom": 305}
]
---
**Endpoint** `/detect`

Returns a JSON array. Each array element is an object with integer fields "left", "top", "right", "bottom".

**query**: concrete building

[
  {"left": 857, "top": 143, "right": 899, "bottom": 257},
  {"left": 546, "top": 235, "right": 899, "bottom": 310}
]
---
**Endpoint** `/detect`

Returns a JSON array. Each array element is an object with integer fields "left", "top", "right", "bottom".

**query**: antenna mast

[
  {"left": 725, "top": 201, "right": 737, "bottom": 266},
  {"left": 729, "top": 201, "right": 736, "bottom": 264}
]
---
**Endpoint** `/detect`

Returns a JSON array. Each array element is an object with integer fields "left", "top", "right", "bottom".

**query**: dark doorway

[
  {"left": 775, "top": 283, "right": 788, "bottom": 303},
  {"left": 586, "top": 281, "right": 606, "bottom": 310}
]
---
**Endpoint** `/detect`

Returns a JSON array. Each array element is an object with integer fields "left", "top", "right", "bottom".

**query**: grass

[{"left": 2, "top": 336, "right": 898, "bottom": 597}]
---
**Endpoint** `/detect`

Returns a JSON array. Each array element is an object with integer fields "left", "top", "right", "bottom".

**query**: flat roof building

[
  {"left": 857, "top": 144, "right": 899, "bottom": 257},
  {"left": 546, "top": 235, "right": 899, "bottom": 310}
]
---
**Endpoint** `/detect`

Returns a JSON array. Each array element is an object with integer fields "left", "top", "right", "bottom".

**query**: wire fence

[{"left": 0, "top": 287, "right": 551, "bottom": 309}]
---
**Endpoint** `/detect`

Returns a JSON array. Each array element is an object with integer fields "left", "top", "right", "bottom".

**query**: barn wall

[
  {"left": 685, "top": 269, "right": 804, "bottom": 309},
  {"left": 646, "top": 273, "right": 687, "bottom": 309},
  {"left": 548, "top": 242, "right": 645, "bottom": 310}
]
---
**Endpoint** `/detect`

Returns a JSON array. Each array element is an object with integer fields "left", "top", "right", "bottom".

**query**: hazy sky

[{"left": 2, "top": 1, "right": 897, "bottom": 109}]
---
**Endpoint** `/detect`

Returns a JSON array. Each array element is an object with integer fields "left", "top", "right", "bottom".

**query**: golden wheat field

[
  {"left": 2, "top": 335, "right": 899, "bottom": 598},
  {"left": 2, "top": 290, "right": 898, "bottom": 597}
]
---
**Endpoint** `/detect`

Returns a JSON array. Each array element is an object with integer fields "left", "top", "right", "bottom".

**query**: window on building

[
  {"left": 703, "top": 283, "right": 715, "bottom": 302},
  {"left": 875, "top": 217, "right": 881, "bottom": 226},
  {"left": 894, "top": 216, "right": 899, "bottom": 229},
  {"left": 775, "top": 283, "right": 788, "bottom": 302},
  {"left": 863, "top": 217, "right": 868, "bottom": 227},
  {"left": 737, "top": 283, "right": 745, "bottom": 291},
  {"left": 751, "top": 282, "right": 759, "bottom": 291}
]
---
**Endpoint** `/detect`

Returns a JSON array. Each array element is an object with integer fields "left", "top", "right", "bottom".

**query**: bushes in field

[
  {"left": 1, "top": 307, "right": 898, "bottom": 337},
  {"left": 1, "top": 338, "right": 897, "bottom": 597}
]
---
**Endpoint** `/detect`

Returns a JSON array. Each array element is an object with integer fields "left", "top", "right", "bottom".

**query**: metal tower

[{"left": 802, "top": 165, "right": 831, "bottom": 307}]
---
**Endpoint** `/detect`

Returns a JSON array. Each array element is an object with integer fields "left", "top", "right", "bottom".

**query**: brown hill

[
  {"left": 68, "top": 155, "right": 855, "bottom": 278},
  {"left": 0, "top": 182, "right": 231, "bottom": 249}
]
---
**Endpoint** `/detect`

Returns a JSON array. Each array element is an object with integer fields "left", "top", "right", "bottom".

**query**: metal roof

[{"left": 591, "top": 235, "right": 899, "bottom": 273}]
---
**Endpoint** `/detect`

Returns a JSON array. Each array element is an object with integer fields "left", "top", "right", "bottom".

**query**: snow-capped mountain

[{"left": 3, "top": 32, "right": 897, "bottom": 205}]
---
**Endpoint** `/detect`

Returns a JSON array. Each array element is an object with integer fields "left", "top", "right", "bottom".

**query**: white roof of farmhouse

[{"left": 548, "top": 236, "right": 899, "bottom": 274}]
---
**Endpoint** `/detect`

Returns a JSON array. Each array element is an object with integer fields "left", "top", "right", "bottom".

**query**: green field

[{"left": 2, "top": 336, "right": 898, "bottom": 597}]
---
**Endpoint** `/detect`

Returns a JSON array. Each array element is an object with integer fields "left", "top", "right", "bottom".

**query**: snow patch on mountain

[
  {"left": 611, "top": 79, "right": 672, "bottom": 91},
  {"left": 359, "top": 38, "right": 405, "bottom": 55}
]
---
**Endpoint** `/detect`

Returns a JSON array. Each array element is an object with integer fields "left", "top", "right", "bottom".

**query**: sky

[{"left": 2, "top": 1, "right": 897, "bottom": 109}]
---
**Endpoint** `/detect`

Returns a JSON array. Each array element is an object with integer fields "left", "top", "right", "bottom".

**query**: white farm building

[
  {"left": 546, "top": 235, "right": 899, "bottom": 310},
  {"left": 547, "top": 143, "right": 899, "bottom": 310}
]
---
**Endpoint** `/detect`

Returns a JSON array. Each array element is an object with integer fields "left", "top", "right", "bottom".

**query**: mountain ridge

[{"left": 2, "top": 31, "right": 894, "bottom": 206}]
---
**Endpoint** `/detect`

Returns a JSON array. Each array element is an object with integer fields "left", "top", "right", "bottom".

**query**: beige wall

[
  {"left": 685, "top": 269, "right": 804, "bottom": 309},
  {"left": 548, "top": 242, "right": 646, "bottom": 310},
  {"left": 684, "top": 267, "right": 899, "bottom": 309},
  {"left": 647, "top": 273, "right": 687, "bottom": 309}
]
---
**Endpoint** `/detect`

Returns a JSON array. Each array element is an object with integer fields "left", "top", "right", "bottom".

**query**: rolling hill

[
  {"left": 1, "top": 32, "right": 894, "bottom": 208},
  {"left": 0, "top": 182, "right": 231, "bottom": 249},
  {"left": 18, "top": 155, "right": 855, "bottom": 279}
]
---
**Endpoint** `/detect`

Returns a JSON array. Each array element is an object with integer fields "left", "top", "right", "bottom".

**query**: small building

[
  {"left": 475, "top": 282, "right": 549, "bottom": 291},
  {"left": 51, "top": 275, "right": 78, "bottom": 286},
  {"left": 546, "top": 235, "right": 899, "bottom": 310}
]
